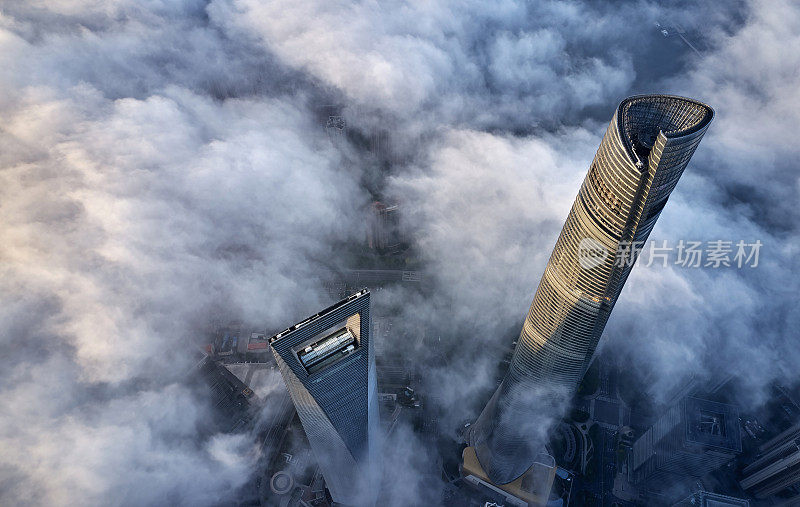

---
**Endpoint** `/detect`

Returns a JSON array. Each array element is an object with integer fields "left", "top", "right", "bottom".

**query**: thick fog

[{"left": 0, "top": 0, "right": 797, "bottom": 505}]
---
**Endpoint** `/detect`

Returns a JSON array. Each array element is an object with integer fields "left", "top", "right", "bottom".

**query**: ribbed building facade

[
  {"left": 740, "top": 422, "right": 800, "bottom": 499},
  {"left": 632, "top": 396, "right": 741, "bottom": 489},
  {"left": 469, "top": 95, "right": 714, "bottom": 484},
  {"left": 672, "top": 490, "right": 749, "bottom": 507},
  {"left": 270, "top": 290, "right": 379, "bottom": 505}
]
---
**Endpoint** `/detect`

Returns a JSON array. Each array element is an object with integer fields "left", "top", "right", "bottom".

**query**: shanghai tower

[{"left": 468, "top": 95, "right": 714, "bottom": 485}]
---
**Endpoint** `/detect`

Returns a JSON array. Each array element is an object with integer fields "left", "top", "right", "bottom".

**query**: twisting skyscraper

[
  {"left": 270, "top": 289, "right": 379, "bottom": 505},
  {"left": 468, "top": 95, "right": 714, "bottom": 485}
]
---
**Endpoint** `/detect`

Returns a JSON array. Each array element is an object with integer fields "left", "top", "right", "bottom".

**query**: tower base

[{"left": 461, "top": 446, "right": 555, "bottom": 507}]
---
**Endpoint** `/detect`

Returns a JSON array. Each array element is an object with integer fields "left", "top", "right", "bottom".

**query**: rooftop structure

[
  {"left": 246, "top": 332, "right": 270, "bottom": 354},
  {"left": 632, "top": 396, "right": 741, "bottom": 489},
  {"left": 366, "top": 201, "right": 403, "bottom": 253},
  {"left": 740, "top": 422, "right": 800, "bottom": 500},
  {"left": 672, "top": 490, "right": 749, "bottom": 507},
  {"left": 194, "top": 357, "right": 257, "bottom": 432},
  {"left": 211, "top": 324, "right": 244, "bottom": 357}
]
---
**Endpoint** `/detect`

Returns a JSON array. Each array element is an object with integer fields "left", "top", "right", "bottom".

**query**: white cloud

[{"left": 1, "top": 0, "right": 798, "bottom": 504}]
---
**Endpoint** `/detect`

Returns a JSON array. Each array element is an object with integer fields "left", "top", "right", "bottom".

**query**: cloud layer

[{"left": 0, "top": 0, "right": 797, "bottom": 505}]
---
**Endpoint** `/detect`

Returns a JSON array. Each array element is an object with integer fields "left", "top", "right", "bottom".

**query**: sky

[{"left": 0, "top": 0, "right": 798, "bottom": 505}]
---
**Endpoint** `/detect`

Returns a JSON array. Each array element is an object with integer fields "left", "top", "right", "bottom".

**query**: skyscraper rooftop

[{"left": 632, "top": 396, "right": 741, "bottom": 488}]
